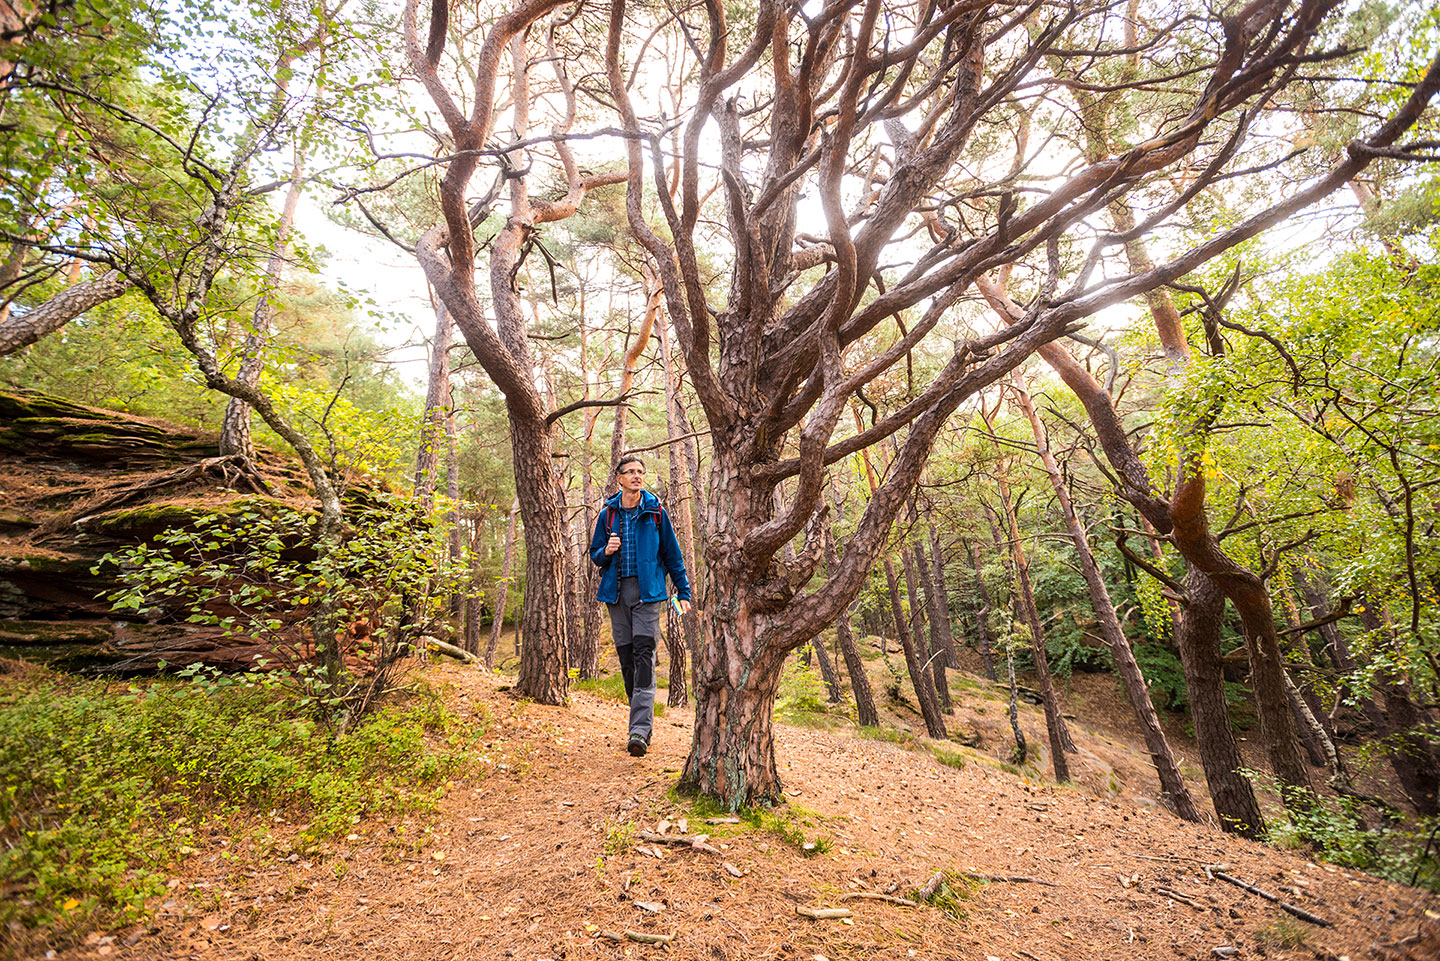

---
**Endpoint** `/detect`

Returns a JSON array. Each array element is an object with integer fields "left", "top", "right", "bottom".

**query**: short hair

[{"left": 615, "top": 453, "right": 645, "bottom": 475}]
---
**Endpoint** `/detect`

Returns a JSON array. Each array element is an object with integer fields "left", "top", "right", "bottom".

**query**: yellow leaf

[{"left": 62, "top": 898, "right": 80, "bottom": 911}]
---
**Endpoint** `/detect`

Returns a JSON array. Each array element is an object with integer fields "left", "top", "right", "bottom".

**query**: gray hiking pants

[{"left": 607, "top": 576, "right": 661, "bottom": 743}]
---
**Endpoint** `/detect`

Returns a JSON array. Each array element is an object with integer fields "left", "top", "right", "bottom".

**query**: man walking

[{"left": 589, "top": 454, "right": 692, "bottom": 757}]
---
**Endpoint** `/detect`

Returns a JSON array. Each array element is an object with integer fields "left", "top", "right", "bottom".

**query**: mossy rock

[
  {"left": 76, "top": 496, "right": 297, "bottom": 540},
  {"left": 0, "top": 390, "right": 115, "bottom": 423},
  {"left": 0, "top": 390, "right": 213, "bottom": 463},
  {"left": 0, "top": 619, "right": 113, "bottom": 646}
]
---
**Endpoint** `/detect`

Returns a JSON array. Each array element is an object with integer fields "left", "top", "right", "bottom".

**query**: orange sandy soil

[{"left": 41, "top": 664, "right": 1439, "bottom": 961}]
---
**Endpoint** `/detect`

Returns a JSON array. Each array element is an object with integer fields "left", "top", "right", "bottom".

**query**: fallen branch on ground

[
  {"left": 796, "top": 906, "right": 852, "bottom": 920},
  {"left": 915, "top": 870, "right": 946, "bottom": 901},
  {"left": 1204, "top": 866, "right": 1332, "bottom": 927},
  {"left": 1155, "top": 886, "right": 1202, "bottom": 909},
  {"left": 837, "top": 892, "right": 918, "bottom": 907},
  {"left": 959, "top": 871, "right": 1057, "bottom": 887},
  {"left": 422, "top": 637, "right": 481, "bottom": 664},
  {"left": 637, "top": 830, "right": 720, "bottom": 854}
]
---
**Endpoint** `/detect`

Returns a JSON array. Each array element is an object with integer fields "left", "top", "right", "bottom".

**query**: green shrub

[
  {"left": 1256, "top": 777, "right": 1440, "bottom": 889},
  {"left": 0, "top": 672, "right": 484, "bottom": 935},
  {"left": 776, "top": 655, "right": 830, "bottom": 723},
  {"left": 1133, "top": 642, "right": 1188, "bottom": 710}
]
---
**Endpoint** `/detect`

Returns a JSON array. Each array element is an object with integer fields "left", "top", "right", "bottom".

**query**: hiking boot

[{"left": 627, "top": 735, "right": 648, "bottom": 757}]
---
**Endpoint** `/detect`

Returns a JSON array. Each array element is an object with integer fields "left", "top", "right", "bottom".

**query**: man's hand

[
  {"left": 605, "top": 532, "right": 620, "bottom": 556},
  {"left": 679, "top": 599, "right": 692, "bottom": 615}
]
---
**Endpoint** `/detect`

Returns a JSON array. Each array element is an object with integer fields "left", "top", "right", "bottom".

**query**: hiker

[{"left": 589, "top": 453, "right": 692, "bottom": 757}]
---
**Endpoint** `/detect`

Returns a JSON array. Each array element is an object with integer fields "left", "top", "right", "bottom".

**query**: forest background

[{"left": 2, "top": 0, "right": 1440, "bottom": 949}]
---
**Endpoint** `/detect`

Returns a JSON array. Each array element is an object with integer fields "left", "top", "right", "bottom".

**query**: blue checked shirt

[{"left": 617, "top": 503, "right": 641, "bottom": 578}]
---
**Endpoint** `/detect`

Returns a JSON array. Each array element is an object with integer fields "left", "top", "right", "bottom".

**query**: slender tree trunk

[
  {"left": 219, "top": 147, "right": 306, "bottom": 459},
  {"left": 825, "top": 487, "right": 878, "bottom": 725},
  {"left": 657, "top": 312, "right": 703, "bottom": 681},
  {"left": 1176, "top": 565, "right": 1266, "bottom": 838},
  {"left": 909, "top": 539, "right": 951, "bottom": 714},
  {"left": 1012, "top": 372, "right": 1199, "bottom": 820},
  {"left": 910, "top": 541, "right": 956, "bottom": 714},
  {"left": 446, "top": 407, "right": 463, "bottom": 622},
  {"left": 967, "top": 539, "right": 998, "bottom": 681},
  {"left": 463, "top": 512, "right": 485, "bottom": 655},
  {"left": 993, "top": 477, "right": 1075, "bottom": 777},
  {"left": 886, "top": 556, "right": 947, "bottom": 738},
  {"left": 665, "top": 608, "right": 688, "bottom": 706},
  {"left": 1005, "top": 642, "right": 1027, "bottom": 765},
  {"left": 928, "top": 528, "right": 960, "bottom": 669},
  {"left": 810, "top": 635, "right": 843, "bottom": 703},
  {"left": 488, "top": 497, "right": 520, "bottom": 671},
  {"left": 413, "top": 298, "right": 454, "bottom": 506}
]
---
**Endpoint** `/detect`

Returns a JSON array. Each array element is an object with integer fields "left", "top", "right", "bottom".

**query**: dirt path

[{"left": 58, "top": 665, "right": 1437, "bottom": 961}]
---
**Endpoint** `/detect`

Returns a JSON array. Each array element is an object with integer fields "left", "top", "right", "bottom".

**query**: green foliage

[
  {"left": 670, "top": 792, "right": 831, "bottom": 856},
  {"left": 909, "top": 870, "right": 978, "bottom": 920},
  {"left": 0, "top": 672, "right": 483, "bottom": 934},
  {"left": 97, "top": 489, "right": 466, "bottom": 721},
  {"left": 775, "top": 654, "right": 830, "bottom": 723},
  {"left": 857, "top": 725, "right": 919, "bottom": 748},
  {"left": 931, "top": 745, "right": 968, "bottom": 770},
  {"left": 1255, "top": 777, "right": 1440, "bottom": 890},
  {"left": 1132, "top": 642, "right": 1189, "bottom": 711}
]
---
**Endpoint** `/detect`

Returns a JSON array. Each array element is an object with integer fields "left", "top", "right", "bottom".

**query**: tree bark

[
  {"left": 927, "top": 528, "right": 960, "bottom": 669},
  {"left": 657, "top": 310, "right": 703, "bottom": 682},
  {"left": 1176, "top": 565, "right": 1266, "bottom": 838},
  {"left": 0, "top": 270, "right": 132, "bottom": 356},
  {"left": 664, "top": 607, "right": 688, "bottom": 706},
  {"left": 463, "top": 511, "right": 485, "bottom": 655},
  {"left": 825, "top": 488, "right": 879, "bottom": 726},
  {"left": 1011, "top": 371, "right": 1199, "bottom": 820}
]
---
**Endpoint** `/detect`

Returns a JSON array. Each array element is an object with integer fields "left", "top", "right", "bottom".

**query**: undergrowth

[
  {"left": 1255, "top": 776, "right": 1440, "bottom": 890},
  {"left": 909, "top": 869, "right": 979, "bottom": 920},
  {"left": 0, "top": 670, "right": 485, "bottom": 940},
  {"left": 671, "top": 790, "right": 833, "bottom": 856}
]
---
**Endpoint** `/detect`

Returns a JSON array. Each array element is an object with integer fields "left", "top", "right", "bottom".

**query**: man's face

[{"left": 618, "top": 462, "right": 645, "bottom": 493}]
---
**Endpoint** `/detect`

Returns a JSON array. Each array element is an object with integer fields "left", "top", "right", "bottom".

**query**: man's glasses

[{"left": 618, "top": 468, "right": 644, "bottom": 476}]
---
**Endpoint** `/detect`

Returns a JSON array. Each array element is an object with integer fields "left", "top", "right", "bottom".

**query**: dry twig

[{"left": 1204, "top": 867, "right": 1332, "bottom": 927}]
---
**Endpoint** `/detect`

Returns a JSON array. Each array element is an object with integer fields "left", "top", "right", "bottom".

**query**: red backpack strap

[{"left": 605, "top": 505, "right": 616, "bottom": 533}]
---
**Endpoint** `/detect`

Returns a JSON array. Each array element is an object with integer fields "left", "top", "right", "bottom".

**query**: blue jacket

[{"left": 589, "top": 489, "right": 692, "bottom": 605}]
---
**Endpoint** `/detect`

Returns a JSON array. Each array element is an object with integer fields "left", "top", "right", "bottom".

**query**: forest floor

[{"left": 40, "top": 660, "right": 1438, "bottom": 961}]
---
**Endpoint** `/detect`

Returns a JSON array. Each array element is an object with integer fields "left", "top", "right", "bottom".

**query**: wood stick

[
  {"left": 796, "top": 906, "right": 853, "bottom": 920},
  {"left": 422, "top": 637, "right": 481, "bottom": 664},
  {"left": 1206, "top": 869, "right": 1332, "bottom": 927},
  {"left": 625, "top": 930, "right": 675, "bottom": 944},
  {"left": 837, "top": 892, "right": 918, "bottom": 907},
  {"left": 1155, "top": 886, "right": 1202, "bottom": 909},
  {"left": 960, "top": 872, "right": 1058, "bottom": 887},
  {"left": 637, "top": 830, "right": 720, "bottom": 854},
  {"left": 915, "top": 870, "right": 946, "bottom": 901}
]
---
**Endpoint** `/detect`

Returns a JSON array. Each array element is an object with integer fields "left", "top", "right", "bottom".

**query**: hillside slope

[{"left": 48, "top": 663, "right": 1434, "bottom": 961}]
